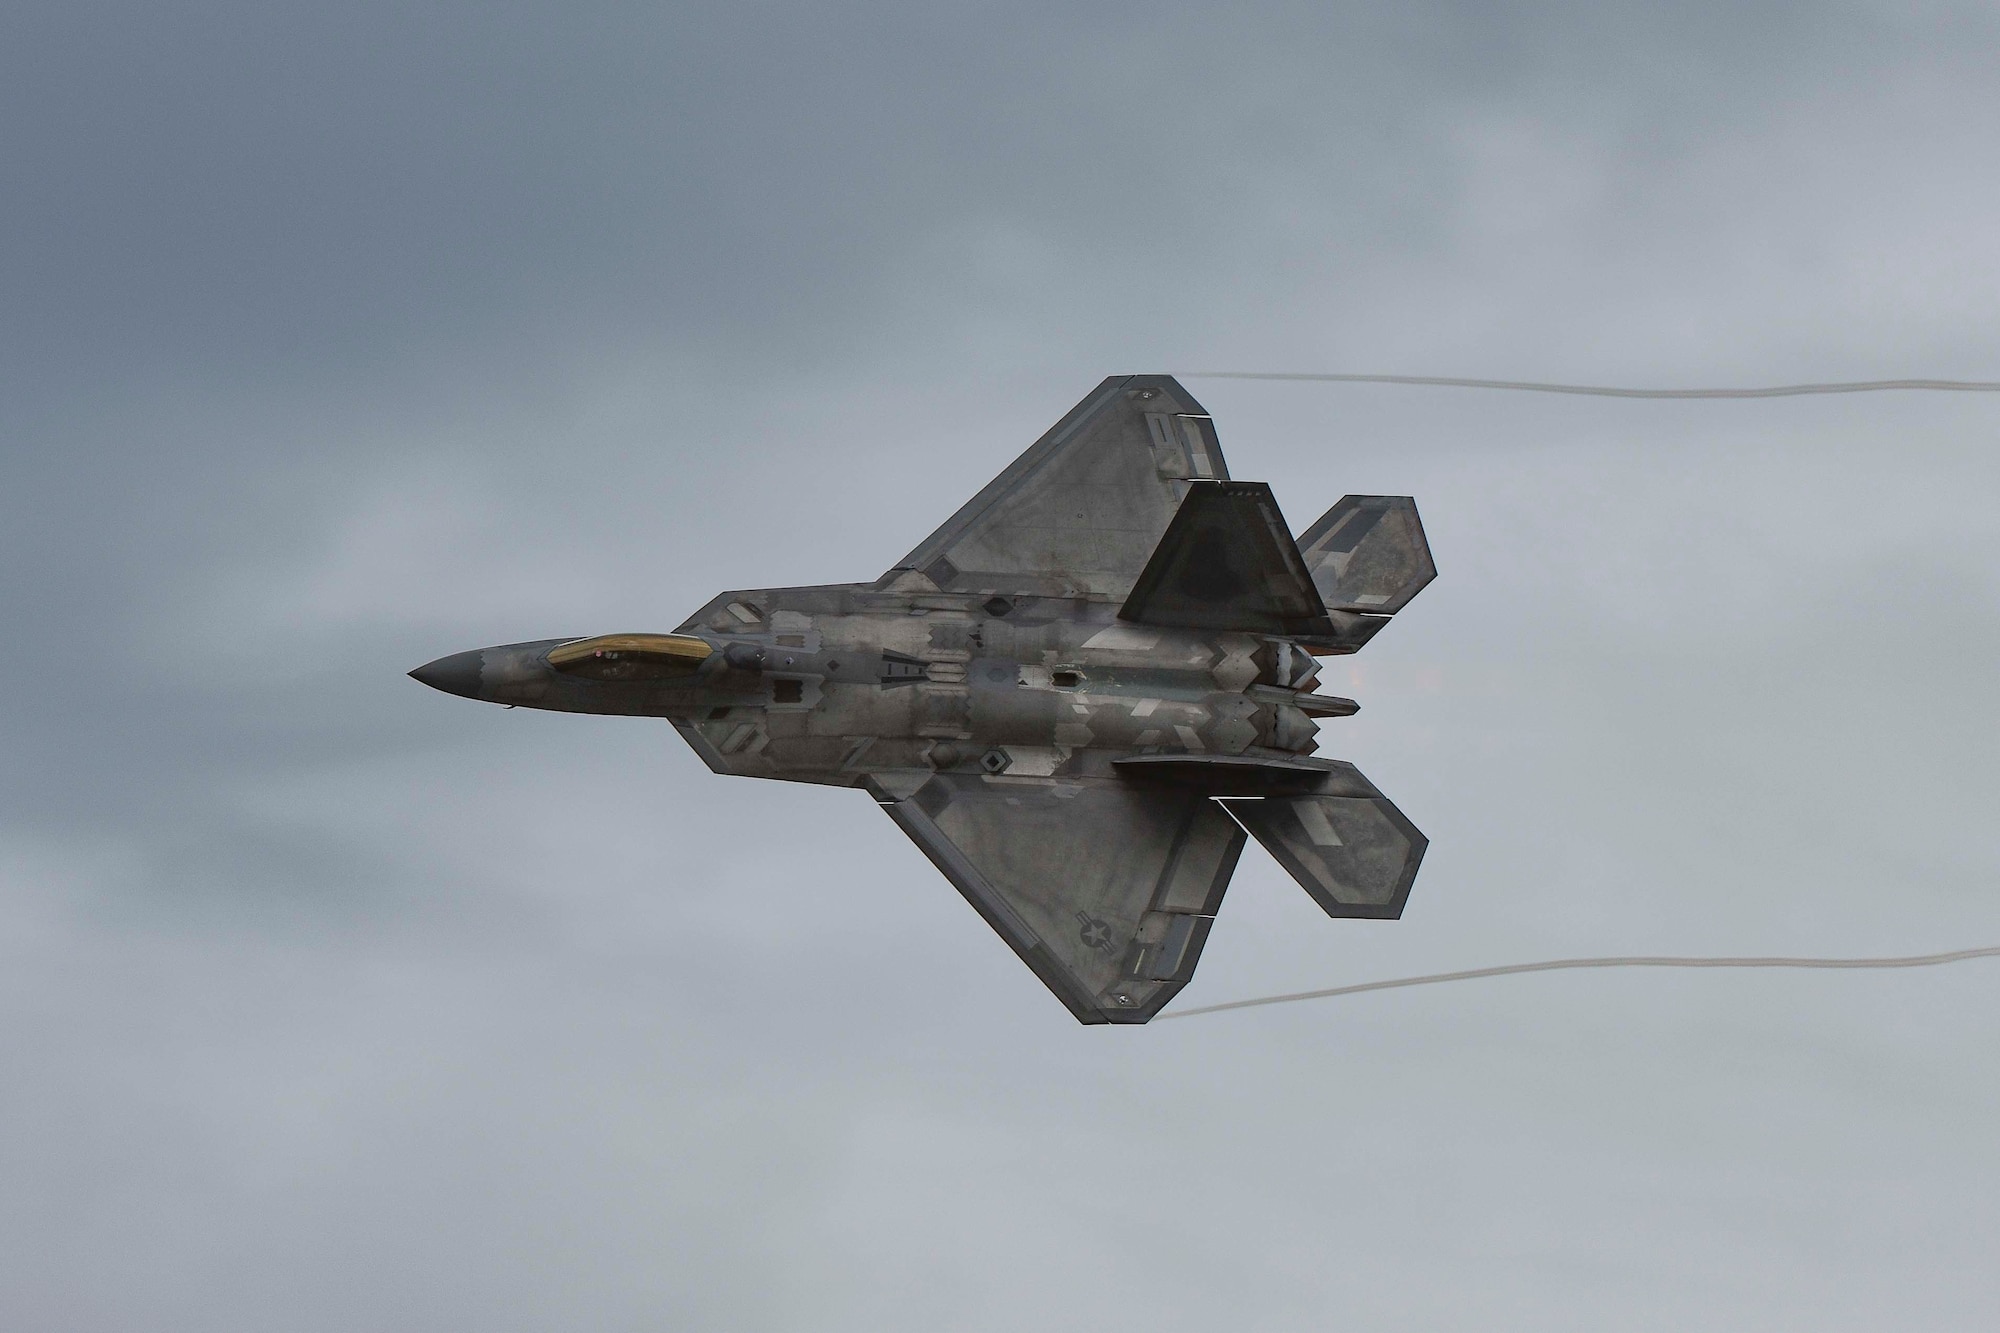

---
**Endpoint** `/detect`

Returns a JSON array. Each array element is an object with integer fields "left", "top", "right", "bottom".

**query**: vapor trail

[
  {"left": 1178, "top": 372, "right": 2000, "bottom": 398},
  {"left": 1162, "top": 370, "right": 2000, "bottom": 1020},
  {"left": 1160, "top": 945, "right": 2000, "bottom": 1020}
]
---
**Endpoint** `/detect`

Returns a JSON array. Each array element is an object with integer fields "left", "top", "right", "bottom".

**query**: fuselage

[{"left": 411, "top": 581, "right": 1352, "bottom": 790}]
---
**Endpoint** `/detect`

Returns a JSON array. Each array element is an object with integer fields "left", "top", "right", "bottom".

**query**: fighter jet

[{"left": 411, "top": 375, "right": 1436, "bottom": 1023}]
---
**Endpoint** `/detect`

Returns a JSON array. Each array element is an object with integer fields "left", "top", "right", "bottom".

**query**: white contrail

[
  {"left": 1162, "top": 369, "right": 2000, "bottom": 1020},
  {"left": 1178, "top": 372, "right": 2000, "bottom": 398},
  {"left": 1160, "top": 945, "right": 2000, "bottom": 1020}
]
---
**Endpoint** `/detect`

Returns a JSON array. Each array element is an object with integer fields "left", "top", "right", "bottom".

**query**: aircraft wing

[
  {"left": 884, "top": 375, "right": 1231, "bottom": 600},
  {"left": 871, "top": 772, "right": 1245, "bottom": 1023}
]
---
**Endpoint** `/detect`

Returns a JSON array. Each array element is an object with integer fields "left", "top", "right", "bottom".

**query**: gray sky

[{"left": 5, "top": 3, "right": 1999, "bottom": 1328}]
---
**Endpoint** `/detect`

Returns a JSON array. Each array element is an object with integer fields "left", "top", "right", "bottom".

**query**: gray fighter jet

[{"left": 412, "top": 375, "right": 1436, "bottom": 1023}]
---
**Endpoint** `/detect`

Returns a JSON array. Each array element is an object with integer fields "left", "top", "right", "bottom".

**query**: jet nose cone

[{"left": 409, "top": 649, "right": 485, "bottom": 699}]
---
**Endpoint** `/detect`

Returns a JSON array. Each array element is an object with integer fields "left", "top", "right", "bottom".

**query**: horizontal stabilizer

[
  {"left": 1296, "top": 495, "right": 1436, "bottom": 614},
  {"left": 1219, "top": 786, "right": 1427, "bottom": 919},
  {"left": 1119, "top": 481, "right": 1335, "bottom": 637}
]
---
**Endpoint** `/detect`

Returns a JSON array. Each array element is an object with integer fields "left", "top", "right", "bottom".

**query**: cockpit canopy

[{"left": 546, "top": 633, "right": 714, "bottom": 682}]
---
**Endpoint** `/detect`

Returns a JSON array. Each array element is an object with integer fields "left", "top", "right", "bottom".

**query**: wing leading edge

[{"left": 871, "top": 773, "right": 1246, "bottom": 1023}]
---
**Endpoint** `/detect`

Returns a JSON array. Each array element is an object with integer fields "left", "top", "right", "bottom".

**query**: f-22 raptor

[{"left": 412, "top": 376, "right": 1436, "bottom": 1023}]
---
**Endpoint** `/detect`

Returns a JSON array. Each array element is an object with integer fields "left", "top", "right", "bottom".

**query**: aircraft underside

[{"left": 412, "top": 374, "right": 1437, "bottom": 1023}]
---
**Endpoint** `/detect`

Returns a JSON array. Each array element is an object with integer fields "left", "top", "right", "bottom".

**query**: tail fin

[
  {"left": 1296, "top": 496, "right": 1436, "bottom": 614},
  {"left": 1117, "top": 481, "right": 1335, "bottom": 638}
]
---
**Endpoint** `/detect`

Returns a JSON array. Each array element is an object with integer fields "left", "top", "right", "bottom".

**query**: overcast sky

[{"left": 5, "top": 3, "right": 2000, "bottom": 1329}]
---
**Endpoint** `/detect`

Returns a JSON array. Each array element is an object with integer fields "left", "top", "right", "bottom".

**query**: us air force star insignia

[{"left": 1075, "top": 911, "right": 1114, "bottom": 953}]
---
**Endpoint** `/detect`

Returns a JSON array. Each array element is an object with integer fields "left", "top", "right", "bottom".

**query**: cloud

[{"left": 4, "top": 3, "right": 1999, "bottom": 1328}]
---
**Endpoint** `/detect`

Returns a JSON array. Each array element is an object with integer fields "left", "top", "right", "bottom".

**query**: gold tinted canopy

[{"left": 548, "top": 633, "right": 713, "bottom": 681}]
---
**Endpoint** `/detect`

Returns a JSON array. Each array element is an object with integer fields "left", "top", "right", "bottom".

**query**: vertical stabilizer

[{"left": 1117, "top": 481, "right": 1334, "bottom": 637}]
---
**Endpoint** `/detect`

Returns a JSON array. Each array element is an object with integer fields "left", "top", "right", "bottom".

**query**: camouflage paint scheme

[{"left": 412, "top": 375, "right": 1437, "bottom": 1023}]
